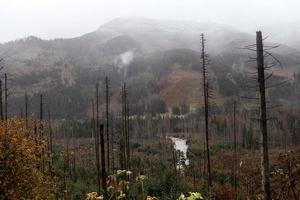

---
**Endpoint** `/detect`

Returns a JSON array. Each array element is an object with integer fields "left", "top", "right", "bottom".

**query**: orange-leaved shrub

[{"left": 0, "top": 118, "right": 55, "bottom": 200}]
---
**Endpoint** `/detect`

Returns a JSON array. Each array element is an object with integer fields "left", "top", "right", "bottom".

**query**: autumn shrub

[{"left": 0, "top": 118, "right": 55, "bottom": 200}]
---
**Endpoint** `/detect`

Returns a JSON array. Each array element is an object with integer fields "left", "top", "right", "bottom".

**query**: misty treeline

[{"left": 0, "top": 31, "right": 300, "bottom": 200}]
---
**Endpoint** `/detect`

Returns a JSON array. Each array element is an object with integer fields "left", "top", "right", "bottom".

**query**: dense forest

[{"left": 1, "top": 18, "right": 300, "bottom": 200}]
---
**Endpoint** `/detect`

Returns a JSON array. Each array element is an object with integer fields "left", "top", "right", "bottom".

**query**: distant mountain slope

[
  {"left": 159, "top": 68, "right": 203, "bottom": 110},
  {"left": 0, "top": 17, "right": 299, "bottom": 118}
]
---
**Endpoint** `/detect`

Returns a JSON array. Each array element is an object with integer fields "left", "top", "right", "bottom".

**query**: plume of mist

[
  {"left": 227, "top": 62, "right": 247, "bottom": 85},
  {"left": 115, "top": 50, "right": 135, "bottom": 78},
  {"left": 231, "top": 60, "right": 247, "bottom": 73}
]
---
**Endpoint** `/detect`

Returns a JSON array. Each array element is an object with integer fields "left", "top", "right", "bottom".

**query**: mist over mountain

[
  {"left": 4, "top": 0, "right": 300, "bottom": 198},
  {"left": 1, "top": 17, "right": 300, "bottom": 118}
]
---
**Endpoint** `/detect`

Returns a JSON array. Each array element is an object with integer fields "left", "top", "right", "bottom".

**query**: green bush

[{"left": 144, "top": 171, "right": 187, "bottom": 199}]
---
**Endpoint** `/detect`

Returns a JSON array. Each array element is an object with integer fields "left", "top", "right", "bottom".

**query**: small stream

[{"left": 170, "top": 137, "right": 189, "bottom": 171}]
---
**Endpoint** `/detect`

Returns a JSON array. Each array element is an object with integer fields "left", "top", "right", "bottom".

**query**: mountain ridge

[{"left": 0, "top": 17, "right": 299, "bottom": 118}]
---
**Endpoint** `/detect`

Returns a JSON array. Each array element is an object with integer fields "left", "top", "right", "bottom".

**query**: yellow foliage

[
  {"left": 0, "top": 118, "right": 55, "bottom": 200},
  {"left": 86, "top": 192, "right": 104, "bottom": 200}
]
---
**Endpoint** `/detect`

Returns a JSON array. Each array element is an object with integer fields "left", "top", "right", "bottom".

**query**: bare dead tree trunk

[
  {"left": 95, "top": 83, "right": 101, "bottom": 193},
  {"left": 25, "top": 92, "right": 28, "bottom": 129},
  {"left": 71, "top": 124, "right": 77, "bottom": 181},
  {"left": 233, "top": 100, "right": 238, "bottom": 200},
  {"left": 123, "top": 83, "right": 128, "bottom": 170},
  {"left": 62, "top": 123, "right": 69, "bottom": 200},
  {"left": 0, "top": 80, "right": 3, "bottom": 120},
  {"left": 39, "top": 94, "right": 45, "bottom": 171},
  {"left": 65, "top": 123, "right": 70, "bottom": 176},
  {"left": 256, "top": 31, "right": 271, "bottom": 200},
  {"left": 111, "top": 114, "right": 115, "bottom": 173},
  {"left": 91, "top": 100, "right": 95, "bottom": 169},
  {"left": 40, "top": 94, "right": 44, "bottom": 138},
  {"left": 120, "top": 86, "right": 126, "bottom": 169},
  {"left": 34, "top": 120, "right": 38, "bottom": 138},
  {"left": 292, "top": 119, "right": 296, "bottom": 146},
  {"left": 201, "top": 33, "right": 212, "bottom": 190},
  {"left": 63, "top": 149, "right": 68, "bottom": 200},
  {"left": 19, "top": 108, "right": 23, "bottom": 118},
  {"left": 100, "top": 124, "right": 107, "bottom": 194},
  {"left": 125, "top": 84, "right": 130, "bottom": 170},
  {"left": 48, "top": 110, "right": 53, "bottom": 175},
  {"left": 105, "top": 76, "right": 110, "bottom": 174},
  {"left": 4, "top": 73, "right": 8, "bottom": 121}
]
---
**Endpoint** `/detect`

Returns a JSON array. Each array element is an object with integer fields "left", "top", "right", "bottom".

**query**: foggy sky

[{"left": 1, "top": 0, "right": 300, "bottom": 43}]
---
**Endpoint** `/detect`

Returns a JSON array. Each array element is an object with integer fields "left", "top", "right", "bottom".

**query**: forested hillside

[{"left": 1, "top": 18, "right": 300, "bottom": 119}]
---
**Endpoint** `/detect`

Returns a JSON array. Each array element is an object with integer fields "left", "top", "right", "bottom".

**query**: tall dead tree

[
  {"left": 100, "top": 124, "right": 107, "bottom": 194},
  {"left": 111, "top": 113, "right": 115, "bottom": 172},
  {"left": 256, "top": 31, "right": 271, "bottom": 200},
  {"left": 92, "top": 100, "right": 95, "bottom": 139},
  {"left": 90, "top": 99, "right": 96, "bottom": 169},
  {"left": 0, "top": 59, "right": 4, "bottom": 121},
  {"left": 47, "top": 110, "right": 53, "bottom": 174},
  {"left": 25, "top": 92, "right": 29, "bottom": 129},
  {"left": 95, "top": 83, "right": 101, "bottom": 193},
  {"left": 39, "top": 94, "right": 44, "bottom": 138},
  {"left": 91, "top": 100, "right": 96, "bottom": 169},
  {"left": 124, "top": 83, "right": 130, "bottom": 170},
  {"left": 4, "top": 73, "right": 8, "bottom": 120},
  {"left": 241, "top": 31, "right": 284, "bottom": 200},
  {"left": 233, "top": 100, "right": 238, "bottom": 200},
  {"left": 20, "top": 108, "right": 23, "bottom": 118},
  {"left": 122, "top": 83, "right": 130, "bottom": 171},
  {"left": 105, "top": 76, "right": 110, "bottom": 174},
  {"left": 200, "top": 33, "right": 212, "bottom": 189},
  {"left": 39, "top": 94, "right": 45, "bottom": 172},
  {"left": 120, "top": 86, "right": 126, "bottom": 169},
  {"left": 0, "top": 80, "right": 3, "bottom": 120}
]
